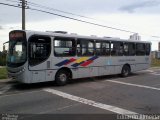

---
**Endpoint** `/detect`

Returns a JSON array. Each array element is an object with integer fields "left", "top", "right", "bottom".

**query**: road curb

[
  {"left": 150, "top": 67, "right": 160, "bottom": 69},
  {"left": 0, "top": 78, "right": 12, "bottom": 83}
]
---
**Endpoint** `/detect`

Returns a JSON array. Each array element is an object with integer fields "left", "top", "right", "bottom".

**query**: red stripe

[
  {"left": 80, "top": 60, "right": 93, "bottom": 67},
  {"left": 64, "top": 58, "right": 76, "bottom": 65}
]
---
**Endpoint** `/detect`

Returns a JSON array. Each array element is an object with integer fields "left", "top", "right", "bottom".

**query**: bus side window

[
  {"left": 81, "top": 41, "right": 87, "bottom": 55},
  {"left": 77, "top": 39, "right": 94, "bottom": 56},
  {"left": 88, "top": 41, "right": 94, "bottom": 55},
  {"left": 54, "top": 37, "right": 76, "bottom": 57},
  {"left": 124, "top": 43, "right": 129, "bottom": 56},
  {"left": 95, "top": 42, "right": 101, "bottom": 55},
  {"left": 111, "top": 42, "right": 123, "bottom": 56},
  {"left": 119, "top": 42, "right": 124, "bottom": 56},
  {"left": 95, "top": 41, "right": 110, "bottom": 56},
  {"left": 101, "top": 42, "right": 106, "bottom": 55},
  {"left": 136, "top": 43, "right": 145, "bottom": 56},
  {"left": 128, "top": 43, "right": 136, "bottom": 56},
  {"left": 104, "top": 42, "right": 110, "bottom": 56},
  {"left": 146, "top": 43, "right": 150, "bottom": 56},
  {"left": 111, "top": 42, "right": 116, "bottom": 56},
  {"left": 77, "top": 41, "right": 81, "bottom": 55}
]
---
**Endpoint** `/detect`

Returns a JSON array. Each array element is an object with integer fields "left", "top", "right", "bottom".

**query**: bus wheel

[
  {"left": 121, "top": 65, "right": 130, "bottom": 77},
  {"left": 55, "top": 70, "right": 68, "bottom": 86}
]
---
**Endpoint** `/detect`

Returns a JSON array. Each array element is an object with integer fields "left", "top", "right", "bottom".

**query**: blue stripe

[
  {"left": 55, "top": 59, "right": 70, "bottom": 67},
  {"left": 88, "top": 56, "right": 98, "bottom": 61},
  {"left": 71, "top": 61, "right": 84, "bottom": 67}
]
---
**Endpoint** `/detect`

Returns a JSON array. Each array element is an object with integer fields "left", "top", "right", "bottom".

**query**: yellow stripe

[{"left": 75, "top": 57, "right": 89, "bottom": 63}]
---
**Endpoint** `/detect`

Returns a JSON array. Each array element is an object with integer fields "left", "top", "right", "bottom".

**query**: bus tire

[
  {"left": 121, "top": 65, "right": 130, "bottom": 77},
  {"left": 55, "top": 70, "right": 69, "bottom": 86}
]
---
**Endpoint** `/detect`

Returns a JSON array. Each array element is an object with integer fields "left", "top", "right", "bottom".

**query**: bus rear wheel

[
  {"left": 55, "top": 70, "right": 69, "bottom": 86},
  {"left": 121, "top": 65, "right": 130, "bottom": 77}
]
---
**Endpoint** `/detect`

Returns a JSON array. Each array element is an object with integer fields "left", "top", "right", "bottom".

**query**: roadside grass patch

[
  {"left": 0, "top": 67, "right": 7, "bottom": 79},
  {"left": 151, "top": 58, "right": 160, "bottom": 67}
]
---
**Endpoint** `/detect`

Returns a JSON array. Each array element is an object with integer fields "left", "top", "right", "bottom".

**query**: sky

[{"left": 0, "top": 0, "right": 160, "bottom": 51}]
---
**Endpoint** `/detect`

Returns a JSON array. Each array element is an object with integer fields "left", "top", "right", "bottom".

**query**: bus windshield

[{"left": 7, "top": 31, "right": 27, "bottom": 67}]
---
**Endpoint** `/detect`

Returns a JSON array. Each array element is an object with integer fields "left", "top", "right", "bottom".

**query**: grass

[
  {"left": 151, "top": 58, "right": 160, "bottom": 67},
  {"left": 0, "top": 67, "right": 7, "bottom": 79}
]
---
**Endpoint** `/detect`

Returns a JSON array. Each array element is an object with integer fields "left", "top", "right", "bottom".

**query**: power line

[
  {"left": 2, "top": 0, "right": 19, "bottom": 3},
  {"left": 26, "top": 2, "right": 160, "bottom": 39},
  {"left": 2, "top": 2, "right": 134, "bottom": 34},
  {"left": 0, "top": 2, "right": 160, "bottom": 40},
  {"left": 27, "top": 1, "right": 94, "bottom": 20},
  {"left": 27, "top": 2, "right": 126, "bottom": 29},
  {"left": 27, "top": 1, "right": 134, "bottom": 30},
  {"left": 1, "top": 1, "right": 131, "bottom": 33},
  {"left": 28, "top": 7, "right": 136, "bottom": 34},
  {"left": 0, "top": 2, "right": 20, "bottom": 8},
  {"left": 28, "top": 7, "right": 160, "bottom": 40}
]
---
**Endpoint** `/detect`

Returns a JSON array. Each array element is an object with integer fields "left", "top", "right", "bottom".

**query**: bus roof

[{"left": 12, "top": 30, "right": 151, "bottom": 44}]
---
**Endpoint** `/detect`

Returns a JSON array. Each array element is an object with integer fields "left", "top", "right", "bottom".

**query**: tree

[{"left": 0, "top": 51, "right": 7, "bottom": 66}]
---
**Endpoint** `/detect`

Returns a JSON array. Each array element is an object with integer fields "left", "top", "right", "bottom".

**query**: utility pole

[
  {"left": 22, "top": 0, "right": 25, "bottom": 30},
  {"left": 19, "top": 0, "right": 28, "bottom": 30}
]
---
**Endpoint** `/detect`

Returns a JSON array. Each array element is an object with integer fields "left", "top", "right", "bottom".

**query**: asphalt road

[{"left": 0, "top": 68, "right": 160, "bottom": 120}]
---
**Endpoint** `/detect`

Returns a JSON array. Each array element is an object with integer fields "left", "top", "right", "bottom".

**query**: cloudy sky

[{"left": 0, "top": 0, "right": 160, "bottom": 51}]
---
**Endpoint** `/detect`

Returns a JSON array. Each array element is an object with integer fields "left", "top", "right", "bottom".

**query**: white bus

[{"left": 7, "top": 30, "right": 151, "bottom": 85}]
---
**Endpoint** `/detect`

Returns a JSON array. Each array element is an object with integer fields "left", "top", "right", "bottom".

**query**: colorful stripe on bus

[{"left": 55, "top": 56, "right": 99, "bottom": 67}]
